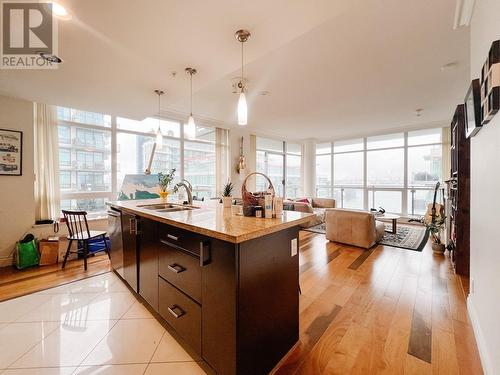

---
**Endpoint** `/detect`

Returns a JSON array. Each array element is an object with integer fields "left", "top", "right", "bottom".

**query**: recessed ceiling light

[
  {"left": 415, "top": 108, "right": 423, "bottom": 117},
  {"left": 441, "top": 62, "right": 458, "bottom": 71},
  {"left": 259, "top": 90, "right": 270, "bottom": 96},
  {"left": 52, "top": 2, "right": 72, "bottom": 20}
]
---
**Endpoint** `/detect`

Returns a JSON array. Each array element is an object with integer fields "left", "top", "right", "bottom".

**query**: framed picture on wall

[
  {"left": 465, "top": 79, "right": 482, "bottom": 138},
  {"left": 0, "top": 129, "right": 22, "bottom": 176}
]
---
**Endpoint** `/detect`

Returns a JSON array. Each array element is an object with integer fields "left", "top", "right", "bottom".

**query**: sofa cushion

[
  {"left": 375, "top": 221, "right": 385, "bottom": 242},
  {"left": 294, "top": 197, "right": 310, "bottom": 204},
  {"left": 311, "top": 198, "right": 335, "bottom": 209},
  {"left": 293, "top": 202, "right": 314, "bottom": 214},
  {"left": 307, "top": 208, "right": 326, "bottom": 227}
]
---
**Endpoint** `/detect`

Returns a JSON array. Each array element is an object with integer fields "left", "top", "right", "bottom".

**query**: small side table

[{"left": 377, "top": 214, "right": 400, "bottom": 234}]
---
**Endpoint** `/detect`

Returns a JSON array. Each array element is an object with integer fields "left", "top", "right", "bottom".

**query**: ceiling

[{"left": 0, "top": 0, "right": 470, "bottom": 140}]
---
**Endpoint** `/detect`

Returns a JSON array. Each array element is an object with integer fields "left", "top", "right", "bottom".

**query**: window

[
  {"left": 315, "top": 154, "right": 332, "bottom": 186},
  {"left": 408, "top": 189, "right": 436, "bottom": 216},
  {"left": 58, "top": 125, "right": 70, "bottom": 144},
  {"left": 316, "top": 139, "right": 365, "bottom": 208},
  {"left": 59, "top": 171, "right": 71, "bottom": 189},
  {"left": 60, "top": 198, "right": 109, "bottom": 219},
  {"left": 117, "top": 117, "right": 181, "bottom": 137},
  {"left": 57, "top": 107, "right": 111, "bottom": 127},
  {"left": 341, "top": 188, "right": 364, "bottom": 210},
  {"left": 367, "top": 148, "right": 404, "bottom": 187},
  {"left": 256, "top": 150, "right": 284, "bottom": 196},
  {"left": 334, "top": 138, "right": 363, "bottom": 153},
  {"left": 315, "top": 128, "right": 445, "bottom": 215},
  {"left": 116, "top": 133, "right": 181, "bottom": 192},
  {"left": 367, "top": 133, "right": 404, "bottom": 149},
  {"left": 368, "top": 190, "right": 402, "bottom": 214},
  {"left": 256, "top": 137, "right": 303, "bottom": 198},
  {"left": 59, "top": 148, "right": 71, "bottom": 166},
  {"left": 184, "top": 125, "right": 216, "bottom": 199},
  {"left": 315, "top": 143, "right": 331, "bottom": 188},
  {"left": 57, "top": 107, "right": 226, "bottom": 218},
  {"left": 334, "top": 152, "right": 363, "bottom": 186},
  {"left": 407, "top": 145, "right": 442, "bottom": 186},
  {"left": 57, "top": 111, "right": 112, "bottom": 217},
  {"left": 408, "top": 128, "right": 442, "bottom": 146},
  {"left": 407, "top": 128, "right": 443, "bottom": 216}
]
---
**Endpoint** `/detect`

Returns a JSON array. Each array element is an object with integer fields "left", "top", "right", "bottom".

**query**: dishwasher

[{"left": 107, "top": 207, "right": 124, "bottom": 278}]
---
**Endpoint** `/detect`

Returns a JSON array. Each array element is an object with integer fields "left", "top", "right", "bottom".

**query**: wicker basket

[{"left": 241, "top": 172, "right": 275, "bottom": 216}]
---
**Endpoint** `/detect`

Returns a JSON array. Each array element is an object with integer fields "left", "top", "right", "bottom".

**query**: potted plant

[
  {"left": 157, "top": 169, "right": 176, "bottom": 200},
  {"left": 425, "top": 217, "right": 446, "bottom": 254},
  {"left": 222, "top": 181, "right": 234, "bottom": 208}
]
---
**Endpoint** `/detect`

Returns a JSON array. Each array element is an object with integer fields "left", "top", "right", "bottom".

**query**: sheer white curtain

[
  {"left": 215, "top": 127, "right": 230, "bottom": 196},
  {"left": 34, "top": 103, "right": 60, "bottom": 220}
]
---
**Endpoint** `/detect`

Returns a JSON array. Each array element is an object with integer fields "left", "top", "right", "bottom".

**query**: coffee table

[{"left": 377, "top": 213, "right": 400, "bottom": 234}]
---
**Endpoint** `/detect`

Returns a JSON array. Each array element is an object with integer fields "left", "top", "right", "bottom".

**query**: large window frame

[
  {"left": 315, "top": 129, "right": 444, "bottom": 216},
  {"left": 256, "top": 137, "right": 303, "bottom": 198},
  {"left": 58, "top": 108, "right": 221, "bottom": 218}
]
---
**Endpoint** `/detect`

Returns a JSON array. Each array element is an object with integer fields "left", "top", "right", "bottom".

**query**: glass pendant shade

[
  {"left": 156, "top": 128, "right": 163, "bottom": 148},
  {"left": 237, "top": 91, "right": 247, "bottom": 126},
  {"left": 188, "top": 114, "right": 195, "bottom": 127}
]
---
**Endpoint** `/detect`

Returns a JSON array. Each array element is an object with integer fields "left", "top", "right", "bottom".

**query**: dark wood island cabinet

[{"left": 107, "top": 199, "right": 312, "bottom": 375}]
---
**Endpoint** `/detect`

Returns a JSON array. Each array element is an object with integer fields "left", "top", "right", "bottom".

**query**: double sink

[{"left": 137, "top": 203, "right": 200, "bottom": 213}]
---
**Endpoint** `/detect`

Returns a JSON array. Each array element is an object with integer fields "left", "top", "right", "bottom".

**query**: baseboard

[
  {"left": 467, "top": 295, "right": 493, "bottom": 375},
  {"left": 0, "top": 257, "right": 13, "bottom": 268}
]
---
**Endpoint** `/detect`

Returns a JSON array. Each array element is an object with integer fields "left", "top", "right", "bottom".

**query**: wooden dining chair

[{"left": 61, "top": 210, "right": 110, "bottom": 270}]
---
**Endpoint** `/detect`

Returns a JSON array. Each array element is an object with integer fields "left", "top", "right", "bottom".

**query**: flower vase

[{"left": 223, "top": 196, "right": 232, "bottom": 208}]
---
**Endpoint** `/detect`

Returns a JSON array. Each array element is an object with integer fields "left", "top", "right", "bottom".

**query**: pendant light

[
  {"left": 185, "top": 67, "right": 197, "bottom": 136},
  {"left": 235, "top": 29, "right": 250, "bottom": 125},
  {"left": 154, "top": 89, "right": 164, "bottom": 148}
]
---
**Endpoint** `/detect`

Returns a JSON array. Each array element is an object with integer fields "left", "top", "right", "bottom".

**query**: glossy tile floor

[{"left": 0, "top": 272, "right": 206, "bottom": 375}]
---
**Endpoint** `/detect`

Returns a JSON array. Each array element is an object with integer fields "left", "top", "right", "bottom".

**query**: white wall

[
  {"left": 229, "top": 127, "right": 255, "bottom": 197},
  {"left": 468, "top": 1, "right": 500, "bottom": 374},
  {"left": 0, "top": 95, "right": 35, "bottom": 266},
  {"left": 302, "top": 139, "right": 316, "bottom": 197}
]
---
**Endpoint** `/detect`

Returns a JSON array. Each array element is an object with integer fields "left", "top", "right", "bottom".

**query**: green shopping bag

[{"left": 15, "top": 234, "right": 39, "bottom": 270}]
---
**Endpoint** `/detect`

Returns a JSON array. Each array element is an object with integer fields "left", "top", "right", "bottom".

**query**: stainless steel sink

[{"left": 137, "top": 203, "right": 200, "bottom": 212}]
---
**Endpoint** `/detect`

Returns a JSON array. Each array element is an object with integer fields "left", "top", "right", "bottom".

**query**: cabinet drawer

[
  {"left": 159, "top": 277, "right": 201, "bottom": 354},
  {"left": 158, "top": 224, "right": 207, "bottom": 257},
  {"left": 158, "top": 242, "right": 201, "bottom": 303}
]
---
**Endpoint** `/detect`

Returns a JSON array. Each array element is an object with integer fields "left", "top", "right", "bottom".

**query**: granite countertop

[{"left": 107, "top": 199, "right": 313, "bottom": 243}]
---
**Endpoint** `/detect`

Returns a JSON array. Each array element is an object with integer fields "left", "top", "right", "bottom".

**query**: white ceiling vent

[{"left": 453, "top": 0, "right": 476, "bottom": 29}]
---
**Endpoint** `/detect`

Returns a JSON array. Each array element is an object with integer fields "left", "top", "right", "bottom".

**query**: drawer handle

[
  {"left": 167, "top": 264, "right": 186, "bottom": 273},
  {"left": 167, "top": 305, "right": 185, "bottom": 319},
  {"left": 167, "top": 234, "right": 179, "bottom": 241}
]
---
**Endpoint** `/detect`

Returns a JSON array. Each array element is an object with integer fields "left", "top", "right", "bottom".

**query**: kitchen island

[{"left": 107, "top": 199, "right": 313, "bottom": 375}]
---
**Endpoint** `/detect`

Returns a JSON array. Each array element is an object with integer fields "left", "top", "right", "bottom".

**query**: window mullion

[
  {"left": 180, "top": 122, "right": 185, "bottom": 181},
  {"left": 111, "top": 115, "right": 117, "bottom": 197},
  {"left": 330, "top": 142, "right": 334, "bottom": 198},
  {"left": 363, "top": 138, "right": 368, "bottom": 210},
  {"left": 403, "top": 132, "right": 409, "bottom": 216}
]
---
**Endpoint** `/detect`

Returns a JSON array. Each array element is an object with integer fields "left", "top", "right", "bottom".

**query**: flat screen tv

[{"left": 465, "top": 78, "right": 482, "bottom": 138}]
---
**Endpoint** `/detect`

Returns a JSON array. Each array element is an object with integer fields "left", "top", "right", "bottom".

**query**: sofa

[
  {"left": 284, "top": 197, "right": 336, "bottom": 228},
  {"left": 324, "top": 208, "right": 385, "bottom": 249}
]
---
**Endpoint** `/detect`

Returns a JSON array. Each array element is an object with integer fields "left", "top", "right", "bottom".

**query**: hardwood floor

[
  {"left": 0, "top": 232, "right": 483, "bottom": 374},
  {"left": 0, "top": 254, "right": 110, "bottom": 302},
  {"left": 274, "top": 231, "right": 483, "bottom": 375}
]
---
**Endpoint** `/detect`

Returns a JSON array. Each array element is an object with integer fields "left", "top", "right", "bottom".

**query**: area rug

[
  {"left": 303, "top": 223, "right": 428, "bottom": 252},
  {"left": 379, "top": 224, "right": 428, "bottom": 251},
  {"left": 302, "top": 223, "right": 327, "bottom": 234}
]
